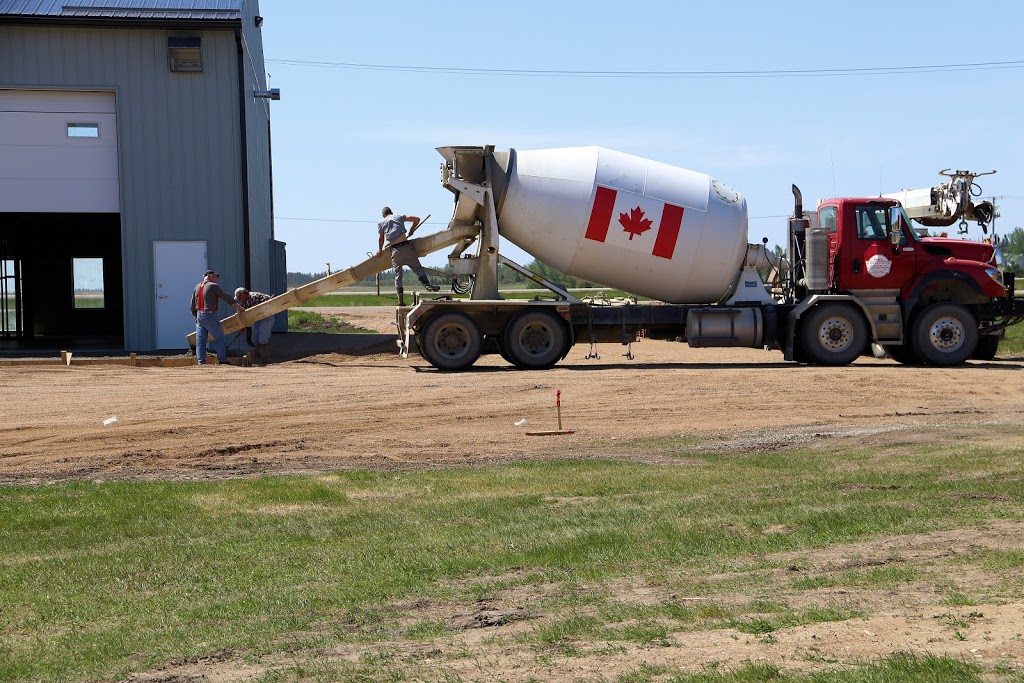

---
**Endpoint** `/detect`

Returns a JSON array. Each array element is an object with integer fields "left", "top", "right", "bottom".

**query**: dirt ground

[{"left": 4, "top": 306, "right": 1024, "bottom": 680}]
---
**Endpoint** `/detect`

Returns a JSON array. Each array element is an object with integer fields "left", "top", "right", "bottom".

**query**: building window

[
  {"left": 67, "top": 123, "right": 99, "bottom": 138},
  {"left": 1, "top": 259, "right": 20, "bottom": 336},
  {"left": 73, "top": 258, "right": 104, "bottom": 310},
  {"left": 168, "top": 37, "right": 202, "bottom": 72}
]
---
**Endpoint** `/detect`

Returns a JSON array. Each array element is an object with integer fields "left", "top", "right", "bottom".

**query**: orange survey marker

[{"left": 526, "top": 389, "right": 575, "bottom": 436}]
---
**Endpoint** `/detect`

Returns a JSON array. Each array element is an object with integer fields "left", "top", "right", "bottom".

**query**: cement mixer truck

[{"left": 392, "top": 145, "right": 1023, "bottom": 371}]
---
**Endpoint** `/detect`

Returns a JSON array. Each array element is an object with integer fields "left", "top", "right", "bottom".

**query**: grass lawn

[
  {"left": 1, "top": 432, "right": 1022, "bottom": 682},
  {"left": 286, "top": 310, "right": 375, "bottom": 334}
]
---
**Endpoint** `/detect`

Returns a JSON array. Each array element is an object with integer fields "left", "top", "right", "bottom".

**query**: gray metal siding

[
  {"left": 239, "top": 0, "right": 273, "bottom": 295},
  {"left": 269, "top": 237, "right": 286, "bottom": 333},
  {"left": 0, "top": 24, "right": 246, "bottom": 351}
]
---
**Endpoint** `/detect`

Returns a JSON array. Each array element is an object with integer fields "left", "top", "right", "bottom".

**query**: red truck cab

[
  {"left": 808, "top": 197, "right": 1008, "bottom": 364},
  {"left": 821, "top": 197, "right": 1004, "bottom": 300}
]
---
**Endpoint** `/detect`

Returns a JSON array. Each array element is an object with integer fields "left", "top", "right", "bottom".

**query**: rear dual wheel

[
  {"left": 419, "top": 311, "right": 482, "bottom": 371},
  {"left": 502, "top": 310, "right": 568, "bottom": 370}
]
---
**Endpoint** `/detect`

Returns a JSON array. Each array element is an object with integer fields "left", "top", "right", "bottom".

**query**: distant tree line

[
  {"left": 997, "top": 227, "right": 1024, "bottom": 271},
  {"left": 286, "top": 259, "right": 599, "bottom": 290}
]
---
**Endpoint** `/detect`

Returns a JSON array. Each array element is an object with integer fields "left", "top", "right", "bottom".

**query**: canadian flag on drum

[{"left": 584, "top": 186, "right": 685, "bottom": 260}]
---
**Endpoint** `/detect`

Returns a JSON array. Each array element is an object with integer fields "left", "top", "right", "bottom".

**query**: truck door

[{"left": 843, "top": 203, "right": 916, "bottom": 291}]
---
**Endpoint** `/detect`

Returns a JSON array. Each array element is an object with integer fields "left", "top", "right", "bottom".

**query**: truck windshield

[{"left": 901, "top": 207, "right": 921, "bottom": 242}]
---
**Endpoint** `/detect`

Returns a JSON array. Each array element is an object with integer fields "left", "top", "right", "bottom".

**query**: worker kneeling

[{"left": 234, "top": 287, "right": 273, "bottom": 361}]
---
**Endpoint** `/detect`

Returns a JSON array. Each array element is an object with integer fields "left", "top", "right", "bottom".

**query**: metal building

[{"left": 0, "top": 0, "right": 283, "bottom": 353}]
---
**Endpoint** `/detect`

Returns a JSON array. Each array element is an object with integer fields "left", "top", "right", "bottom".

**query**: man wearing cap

[
  {"left": 234, "top": 287, "right": 273, "bottom": 360},
  {"left": 377, "top": 207, "right": 440, "bottom": 306},
  {"left": 190, "top": 270, "right": 244, "bottom": 365}
]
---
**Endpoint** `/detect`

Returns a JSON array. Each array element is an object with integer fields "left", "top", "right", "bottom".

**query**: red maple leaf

[{"left": 619, "top": 206, "right": 653, "bottom": 240}]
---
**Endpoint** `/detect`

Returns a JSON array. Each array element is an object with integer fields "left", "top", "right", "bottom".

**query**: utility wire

[{"left": 264, "top": 58, "right": 1024, "bottom": 79}]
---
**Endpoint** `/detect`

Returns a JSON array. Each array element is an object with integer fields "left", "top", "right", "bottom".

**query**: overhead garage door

[{"left": 0, "top": 89, "right": 119, "bottom": 213}]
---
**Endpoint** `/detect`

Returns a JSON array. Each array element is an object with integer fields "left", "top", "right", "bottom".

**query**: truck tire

[
  {"left": 886, "top": 344, "right": 921, "bottom": 365},
  {"left": 972, "top": 335, "right": 999, "bottom": 361},
  {"left": 912, "top": 303, "right": 978, "bottom": 366},
  {"left": 799, "top": 302, "right": 867, "bottom": 366},
  {"left": 419, "top": 311, "right": 483, "bottom": 371},
  {"left": 503, "top": 310, "right": 567, "bottom": 370}
]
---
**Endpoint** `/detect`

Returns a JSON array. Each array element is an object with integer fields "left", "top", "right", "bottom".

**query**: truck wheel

[
  {"left": 972, "top": 335, "right": 999, "bottom": 361},
  {"left": 799, "top": 302, "right": 867, "bottom": 366},
  {"left": 419, "top": 311, "right": 483, "bottom": 371},
  {"left": 912, "top": 303, "right": 978, "bottom": 366},
  {"left": 503, "top": 310, "right": 567, "bottom": 370},
  {"left": 886, "top": 344, "right": 921, "bottom": 365},
  {"left": 495, "top": 337, "right": 517, "bottom": 366}
]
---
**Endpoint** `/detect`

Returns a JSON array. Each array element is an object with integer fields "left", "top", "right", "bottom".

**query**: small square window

[
  {"left": 67, "top": 123, "right": 99, "bottom": 138},
  {"left": 73, "top": 257, "right": 104, "bottom": 310},
  {"left": 168, "top": 37, "right": 202, "bottom": 72}
]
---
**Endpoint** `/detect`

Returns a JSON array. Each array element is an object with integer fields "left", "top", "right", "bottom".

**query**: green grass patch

[
  {"left": 1000, "top": 318, "right": 1024, "bottom": 354},
  {"left": 1, "top": 438, "right": 1022, "bottom": 681},
  {"left": 663, "top": 653, "right": 983, "bottom": 682},
  {"left": 286, "top": 309, "right": 375, "bottom": 333}
]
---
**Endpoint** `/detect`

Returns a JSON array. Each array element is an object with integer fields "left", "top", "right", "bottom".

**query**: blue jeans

[
  {"left": 196, "top": 311, "right": 227, "bottom": 364},
  {"left": 252, "top": 317, "right": 273, "bottom": 345}
]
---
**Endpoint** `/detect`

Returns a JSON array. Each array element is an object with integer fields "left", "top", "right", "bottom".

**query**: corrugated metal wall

[
  {"left": 269, "top": 237, "right": 286, "bottom": 333},
  {"left": 0, "top": 1, "right": 275, "bottom": 351}
]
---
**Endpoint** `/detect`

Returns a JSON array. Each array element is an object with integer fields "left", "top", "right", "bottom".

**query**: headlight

[{"left": 985, "top": 268, "right": 1003, "bottom": 286}]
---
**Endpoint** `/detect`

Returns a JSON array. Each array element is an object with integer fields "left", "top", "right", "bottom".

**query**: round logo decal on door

[{"left": 866, "top": 254, "right": 893, "bottom": 278}]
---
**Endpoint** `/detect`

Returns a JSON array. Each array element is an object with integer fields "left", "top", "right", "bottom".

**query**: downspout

[{"left": 235, "top": 28, "right": 252, "bottom": 288}]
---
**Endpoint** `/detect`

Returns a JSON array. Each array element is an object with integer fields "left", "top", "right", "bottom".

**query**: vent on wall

[{"left": 168, "top": 37, "right": 202, "bottom": 72}]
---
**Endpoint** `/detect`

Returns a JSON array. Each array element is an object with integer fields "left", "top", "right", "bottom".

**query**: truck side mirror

[{"left": 890, "top": 229, "right": 902, "bottom": 246}]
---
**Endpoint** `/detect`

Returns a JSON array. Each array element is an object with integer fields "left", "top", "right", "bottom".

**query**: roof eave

[{"left": 0, "top": 15, "right": 243, "bottom": 29}]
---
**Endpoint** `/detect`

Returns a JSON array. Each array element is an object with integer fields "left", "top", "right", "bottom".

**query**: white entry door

[{"left": 154, "top": 241, "right": 206, "bottom": 349}]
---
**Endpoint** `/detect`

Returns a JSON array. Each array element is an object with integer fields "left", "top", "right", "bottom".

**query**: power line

[
  {"left": 276, "top": 216, "right": 369, "bottom": 223},
  {"left": 264, "top": 58, "right": 1024, "bottom": 80}
]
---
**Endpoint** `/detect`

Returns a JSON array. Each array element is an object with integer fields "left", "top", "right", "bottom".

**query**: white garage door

[{"left": 0, "top": 89, "right": 119, "bottom": 213}]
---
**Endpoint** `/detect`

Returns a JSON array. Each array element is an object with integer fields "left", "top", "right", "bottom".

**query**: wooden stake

[{"left": 526, "top": 389, "right": 574, "bottom": 436}]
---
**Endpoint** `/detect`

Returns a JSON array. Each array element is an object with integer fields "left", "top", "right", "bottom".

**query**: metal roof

[{"left": 0, "top": 0, "right": 242, "bottom": 21}]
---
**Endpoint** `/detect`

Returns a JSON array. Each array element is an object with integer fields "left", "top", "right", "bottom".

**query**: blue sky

[{"left": 257, "top": 0, "right": 1024, "bottom": 274}]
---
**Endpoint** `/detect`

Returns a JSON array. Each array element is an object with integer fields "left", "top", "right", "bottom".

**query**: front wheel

[
  {"left": 971, "top": 334, "right": 999, "bottom": 361},
  {"left": 418, "top": 311, "right": 483, "bottom": 371},
  {"left": 503, "top": 310, "right": 568, "bottom": 370},
  {"left": 799, "top": 302, "right": 868, "bottom": 366},
  {"left": 912, "top": 303, "right": 978, "bottom": 366}
]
